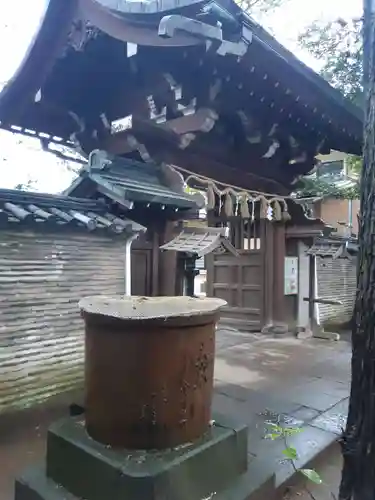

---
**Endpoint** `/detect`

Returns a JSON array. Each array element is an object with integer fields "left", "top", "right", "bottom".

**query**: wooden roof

[
  {"left": 307, "top": 236, "right": 358, "bottom": 258},
  {"left": 0, "top": 0, "right": 363, "bottom": 194},
  {"left": 65, "top": 150, "right": 202, "bottom": 211}
]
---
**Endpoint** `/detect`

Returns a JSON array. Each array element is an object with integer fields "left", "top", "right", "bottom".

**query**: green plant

[
  {"left": 266, "top": 422, "right": 323, "bottom": 486},
  {"left": 265, "top": 422, "right": 340, "bottom": 500}
]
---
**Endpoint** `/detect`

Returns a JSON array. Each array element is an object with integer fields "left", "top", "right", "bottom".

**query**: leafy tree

[
  {"left": 236, "top": 0, "right": 285, "bottom": 15},
  {"left": 347, "top": 154, "right": 362, "bottom": 176},
  {"left": 298, "top": 17, "right": 363, "bottom": 193},
  {"left": 295, "top": 177, "right": 360, "bottom": 200},
  {"left": 14, "top": 178, "right": 36, "bottom": 191},
  {"left": 299, "top": 17, "right": 362, "bottom": 107}
]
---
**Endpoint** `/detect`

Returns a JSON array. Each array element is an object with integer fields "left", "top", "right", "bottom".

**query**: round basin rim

[{"left": 79, "top": 295, "right": 227, "bottom": 321}]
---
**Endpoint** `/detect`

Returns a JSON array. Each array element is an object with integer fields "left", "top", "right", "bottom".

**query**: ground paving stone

[
  {"left": 1, "top": 328, "right": 351, "bottom": 500},
  {"left": 310, "top": 398, "right": 349, "bottom": 435}
]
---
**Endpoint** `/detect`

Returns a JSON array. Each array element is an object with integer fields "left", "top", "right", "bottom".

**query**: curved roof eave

[
  {"left": 0, "top": 0, "right": 78, "bottom": 124},
  {"left": 0, "top": 0, "right": 363, "bottom": 157}
]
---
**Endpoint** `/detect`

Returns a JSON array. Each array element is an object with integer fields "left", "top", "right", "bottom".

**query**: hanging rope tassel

[
  {"left": 240, "top": 196, "right": 250, "bottom": 218},
  {"left": 224, "top": 192, "right": 234, "bottom": 217},
  {"left": 282, "top": 201, "right": 291, "bottom": 221},
  {"left": 273, "top": 200, "right": 282, "bottom": 221},
  {"left": 206, "top": 184, "right": 216, "bottom": 210}
]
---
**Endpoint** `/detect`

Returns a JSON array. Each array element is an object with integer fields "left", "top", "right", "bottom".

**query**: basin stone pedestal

[{"left": 15, "top": 296, "right": 257, "bottom": 500}]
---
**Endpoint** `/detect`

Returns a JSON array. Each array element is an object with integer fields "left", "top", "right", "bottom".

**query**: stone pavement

[
  {"left": 213, "top": 328, "right": 350, "bottom": 496},
  {"left": 0, "top": 328, "right": 351, "bottom": 500}
]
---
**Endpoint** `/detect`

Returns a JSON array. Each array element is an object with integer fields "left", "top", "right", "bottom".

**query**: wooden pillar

[
  {"left": 262, "top": 220, "right": 274, "bottom": 326},
  {"left": 159, "top": 221, "right": 178, "bottom": 296},
  {"left": 272, "top": 222, "right": 286, "bottom": 324},
  {"left": 151, "top": 229, "right": 160, "bottom": 296},
  {"left": 308, "top": 254, "right": 316, "bottom": 331}
]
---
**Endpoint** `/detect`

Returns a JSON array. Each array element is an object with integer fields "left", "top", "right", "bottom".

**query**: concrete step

[{"left": 15, "top": 464, "right": 77, "bottom": 500}]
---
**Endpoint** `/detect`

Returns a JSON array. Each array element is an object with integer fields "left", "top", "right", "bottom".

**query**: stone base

[
  {"left": 16, "top": 464, "right": 276, "bottom": 500},
  {"left": 16, "top": 415, "right": 248, "bottom": 500},
  {"left": 16, "top": 466, "right": 77, "bottom": 500},
  {"left": 313, "top": 330, "right": 340, "bottom": 341},
  {"left": 261, "top": 322, "right": 290, "bottom": 337}
]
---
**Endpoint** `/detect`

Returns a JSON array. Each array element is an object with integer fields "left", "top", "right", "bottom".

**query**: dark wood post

[
  {"left": 184, "top": 253, "right": 199, "bottom": 296},
  {"left": 307, "top": 254, "right": 317, "bottom": 333},
  {"left": 262, "top": 220, "right": 274, "bottom": 327},
  {"left": 272, "top": 222, "right": 286, "bottom": 325},
  {"left": 159, "top": 221, "right": 178, "bottom": 296}
]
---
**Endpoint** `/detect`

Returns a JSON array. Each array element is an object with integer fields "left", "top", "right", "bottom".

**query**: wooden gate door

[
  {"left": 131, "top": 234, "right": 154, "bottom": 296},
  {"left": 206, "top": 219, "right": 267, "bottom": 331}
]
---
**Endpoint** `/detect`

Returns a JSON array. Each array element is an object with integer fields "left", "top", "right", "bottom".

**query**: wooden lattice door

[{"left": 206, "top": 218, "right": 267, "bottom": 331}]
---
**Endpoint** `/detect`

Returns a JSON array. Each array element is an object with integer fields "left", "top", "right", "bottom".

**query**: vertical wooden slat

[
  {"left": 262, "top": 220, "right": 274, "bottom": 326},
  {"left": 151, "top": 229, "right": 160, "bottom": 296},
  {"left": 159, "top": 221, "right": 178, "bottom": 296},
  {"left": 205, "top": 254, "right": 214, "bottom": 298},
  {"left": 272, "top": 222, "right": 286, "bottom": 323}
]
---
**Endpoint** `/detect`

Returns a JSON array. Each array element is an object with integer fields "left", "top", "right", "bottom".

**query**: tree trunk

[{"left": 339, "top": 2, "right": 375, "bottom": 499}]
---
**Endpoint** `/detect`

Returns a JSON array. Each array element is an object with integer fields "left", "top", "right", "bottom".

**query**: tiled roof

[
  {"left": 66, "top": 153, "right": 199, "bottom": 210},
  {"left": 0, "top": 189, "right": 145, "bottom": 235},
  {"left": 307, "top": 236, "right": 358, "bottom": 258}
]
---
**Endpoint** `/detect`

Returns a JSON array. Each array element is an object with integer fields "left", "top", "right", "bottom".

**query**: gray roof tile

[{"left": 0, "top": 188, "right": 145, "bottom": 235}]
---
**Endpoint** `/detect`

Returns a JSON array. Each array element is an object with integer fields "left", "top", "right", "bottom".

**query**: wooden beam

[
  {"left": 150, "top": 145, "right": 291, "bottom": 195},
  {"left": 102, "top": 128, "right": 291, "bottom": 194}
]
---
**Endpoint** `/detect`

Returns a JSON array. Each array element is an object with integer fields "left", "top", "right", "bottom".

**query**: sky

[{"left": 0, "top": 0, "right": 362, "bottom": 194}]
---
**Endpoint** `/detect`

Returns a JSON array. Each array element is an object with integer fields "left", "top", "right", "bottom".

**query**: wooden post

[
  {"left": 272, "top": 222, "right": 286, "bottom": 325},
  {"left": 262, "top": 220, "right": 274, "bottom": 327},
  {"left": 184, "top": 254, "right": 199, "bottom": 296},
  {"left": 308, "top": 254, "right": 316, "bottom": 332},
  {"left": 151, "top": 228, "right": 160, "bottom": 296},
  {"left": 159, "top": 221, "right": 178, "bottom": 296},
  {"left": 302, "top": 255, "right": 341, "bottom": 341}
]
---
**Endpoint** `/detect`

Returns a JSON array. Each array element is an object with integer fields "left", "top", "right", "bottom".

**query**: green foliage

[
  {"left": 300, "top": 469, "right": 324, "bottom": 485},
  {"left": 236, "top": 0, "right": 284, "bottom": 14},
  {"left": 298, "top": 15, "right": 363, "bottom": 198},
  {"left": 298, "top": 17, "right": 362, "bottom": 107},
  {"left": 265, "top": 422, "right": 323, "bottom": 489},
  {"left": 347, "top": 155, "right": 363, "bottom": 176},
  {"left": 14, "top": 179, "right": 36, "bottom": 191},
  {"left": 295, "top": 176, "right": 360, "bottom": 200},
  {"left": 283, "top": 446, "right": 298, "bottom": 460},
  {"left": 265, "top": 422, "right": 303, "bottom": 439}
]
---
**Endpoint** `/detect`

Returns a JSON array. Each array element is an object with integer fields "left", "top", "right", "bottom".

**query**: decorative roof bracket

[
  {"left": 158, "top": 15, "right": 250, "bottom": 57},
  {"left": 94, "top": 0, "right": 207, "bottom": 16},
  {"left": 88, "top": 149, "right": 113, "bottom": 171}
]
